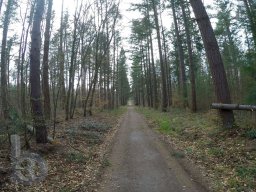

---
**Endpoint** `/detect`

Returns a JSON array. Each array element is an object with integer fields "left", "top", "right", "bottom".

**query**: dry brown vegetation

[{"left": 0, "top": 107, "right": 126, "bottom": 192}]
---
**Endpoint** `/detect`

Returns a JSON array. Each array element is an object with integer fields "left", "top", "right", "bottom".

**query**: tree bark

[
  {"left": 20, "top": 2, "right": 35, "bottom": 116},
  {"left": 65, "top": 3, "right": 81, "bottom": 120},
  {"left": 243, "top": 0, "right": 256, "bottom": 49},
  {"left": 171, "top": 0, "right": 188, "bottom": 108},
  {"left": 1, "top": 0, "right": 14, "bottom": 120},
  {"left": 159, "top": 8, "right": 172, "bottom": 107},
  {"left": 151, "top": 0, "right": 168, "bottom": 112},
  {"left": 211, "top": 103, "right": 256, "bottom": 111},
  {"left": 189, "top": 0, "right": 234, "bottom": 128},
  {"left": 30, "top": 0, "right": 48, "bottom": 143},
  {"left": 181, "top": 0, "right": 197, "bottom": 112},
  {"left": 0, "top": 0, "right": 3, "bottom": 14},
  {"left": 59, "top": 0, "right": 66, "bottom": 110},
  {"left": 42, "top": 0, "right": 53, "bottom": 119},
  {"left": 145, "top": 0, "right": 158, "bottom": 109}
]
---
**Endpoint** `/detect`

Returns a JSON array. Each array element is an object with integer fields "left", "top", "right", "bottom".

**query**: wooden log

[{"left": 211, "top": 103, "right": 256, "bottom": 111}]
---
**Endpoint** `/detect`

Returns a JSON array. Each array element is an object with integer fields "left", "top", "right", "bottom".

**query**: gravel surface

[{"left": 99, "top": 107, "right": 207, "bottom": 192}]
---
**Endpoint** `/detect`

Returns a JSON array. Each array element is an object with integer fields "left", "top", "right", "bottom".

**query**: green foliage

[
  {"left": 59, "top": 187, "right": 72, "bottom": 192},
  {"left": 105, "top": 106, "right": 127, "bottom": 117},
  {"left": 208, "top": 147, "right": 224, "bottom": 158},
  {"left": 83, "top": 131, "right": 101, "bottom": 140},
  {"left": 117, "top": 48, "right": 130, "bottom": 106},
  {"left": 66, "top": 151, "right": 86, "bottom": 164},
  {"left": 227, "top": 178, "right": 248, "bottom": 192},
  {"left": 171, "top": 151, "right": 185, "bottom": 158},
  {"left": 83, "top": 131, "right": 103, "bottom": 145},
  {"left": 246, "top": 129, "right": 256, "bottom": 139},
  {"left": 185, "top": 147, "right": 193, "bottom": 154},
  {"left": 236, "top": 166, "right": 256, "bottom": 178},
  {"left": 138, "top": 107, "right": 179, "bottom": 135},
  {"left": 139, "top": 107, "right": 256, "bottom": 191},
  {"left": 1, "top": 107, "right": 27, "bottom": 136},
  {"left": 159, "top": 119, "right": 171, "bottom": 132},
  {"left": 246, "top": 84, "right": 256, "bottom": 103},
  {"left": 232, "top": 166, "right": 256, "bottom": 190},
  {"left": 80, "top": 121, "right": 111, "bottom": 132},
  {"left": 102, "top": 157, "right": 111, "bottom": 168}
]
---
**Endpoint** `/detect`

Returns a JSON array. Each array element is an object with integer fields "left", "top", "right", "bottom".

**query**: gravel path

[{"left": 99, "top": 107, "right": 207, "bottom": 192}]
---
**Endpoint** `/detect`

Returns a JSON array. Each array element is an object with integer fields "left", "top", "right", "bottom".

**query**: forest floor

[
  {"left": 1, "top": 106, "right": 255, "bottom": 192},
  {"left": 99, "top": 106, "right": 207, "bottom": 192},
  {"left": 0, "top": 107, "right": 126, "bottom": 192},
  {"left": 138, "top": 107, "right": 256, "bottom": 192}
]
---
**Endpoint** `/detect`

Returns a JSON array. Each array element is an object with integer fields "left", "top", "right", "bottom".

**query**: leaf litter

[{"left": 0, "top": 109, "right": 125, "bottom": 192}]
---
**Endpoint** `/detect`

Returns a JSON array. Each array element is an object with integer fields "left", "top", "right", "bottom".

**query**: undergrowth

[{"left": 138, "top": 107, "right": 256, "bottom": 192}]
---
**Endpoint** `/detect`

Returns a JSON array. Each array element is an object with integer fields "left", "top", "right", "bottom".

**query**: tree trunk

[
  {"left": 181, "top": 0, "right": 197, "bottom": 112},
  {"left": 0, "top": 0, "right": 3, "bottom": 14},
  {"left": 20, "top": 2, "right": 35, "bottom": 116},
  {"left": 1, "top": 0, "right": 14, "bottom": 120},
  {"left": 243, "top": 0, "right": 256, "bottom": 49},
  {"left": 17, "top": 4, "right": 29, "bottom": 110},
  {"left": 145, "top": 0, "right": 158, "bottom": 109},
  {"left": 30, "top": 0, "right": 48, "bottom": 143},
  {"left": 159, "top": 9, "right": 172, "bottom": 107},
  {"left": 59, "top": 0, "right": 66, "bottom": 110},
  {"left": 189, "top": 0, "right": 234, "bottom": 128},
  {"left": 149, "top": 34, "right": 158, "bottom": 109},
  {"left": 42, "top": 0, "right": 53, "bottom": 119},
  {"left": 111, "top": 30, "right": 117, "bottom": 109},
  {"left": 171, "top": 0, "right": 188, "bottom": 108},
  {"left": 65, "top": 4, "right": 81, "bottom": 120},
  {"left": 151, "top": 0, "right": 168, "bottom": 112}
]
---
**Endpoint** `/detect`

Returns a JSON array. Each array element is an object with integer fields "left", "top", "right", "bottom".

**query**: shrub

[
  {"left": 246, "top": 129, "right": 256, "bottom": 139},
  {"left": 80, "top": 121, "right": 111, "bottom": 132},
  {"left": 66, "top": 151, "right": 86, "bottom": 163},
  {"left": 208, "top": 147, "right": 224, "bottom": 158},
  {"left": 236, "top": 166, "right": 256, "bottom": 178}
]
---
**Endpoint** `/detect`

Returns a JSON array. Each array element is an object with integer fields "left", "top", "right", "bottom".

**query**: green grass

[
  {"left": 236, "top": 166, "right": 256, "bottom": 178},
  {"left": 103, "top": 106, "right": 128, "bottom": 117},
  {"left": 226, "top": 166, "right": 256, "bottom": 191},
  {"left": 59, "top": 187, "right": 72, "bottom": 192},
  {"left": 137, "top": 106, "right": 256, "bottom": 192},
  {"left": 65, "top": 151, "right": 86, "bottom": 164},
  {"left": 80, "top": 121, "right": 111, "bottom": 132},
  {"left": 137, "top": 107, "right": 215, "bottom": 136},
  {"left": 102, "top": 156, "right": 111, "bottom": 168},
  {"left": 171, "top": 151, "right": 185, "bottom": 158},
  {"left": 208, "top": 147, "right": 224, "bottom": 158},
  {"left": 246, "top": 129, "right": 256, "bottom": 139},
  {"left": 138, "top": 107, "right": 177, "bottom": 134}
]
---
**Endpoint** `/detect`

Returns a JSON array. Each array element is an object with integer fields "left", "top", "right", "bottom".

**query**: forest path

[{"left": 98, "top": 106, "right": 207, "bottom": 192}]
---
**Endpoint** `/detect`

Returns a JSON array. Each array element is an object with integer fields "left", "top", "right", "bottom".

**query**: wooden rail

[{"left": 211, "top": 103, "right": 256, "bottom": 111}]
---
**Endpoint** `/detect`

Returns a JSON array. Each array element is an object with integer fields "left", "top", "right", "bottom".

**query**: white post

[{"left": 11, "top": 134, "right": 21, "bottom": 160}]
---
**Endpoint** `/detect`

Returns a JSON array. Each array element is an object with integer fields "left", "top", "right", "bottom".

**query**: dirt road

[{"left": 99, "top": 107, "right": 207, "bottom": 192}]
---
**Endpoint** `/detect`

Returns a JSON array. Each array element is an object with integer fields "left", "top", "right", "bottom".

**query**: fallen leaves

[{"left": 1, "top": 108, "right": 125, "bottom": 192}]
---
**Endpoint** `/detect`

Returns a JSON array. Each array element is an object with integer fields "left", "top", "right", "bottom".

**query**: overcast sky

[
  {"left": 0, "top": 0, "right": 214, "bottom": 83},
  {"left": 52, "top": 0, "right": 213, "bottom": 46},
  {"left": 51, "top": 0, "right": 212, "bottom": 79}
]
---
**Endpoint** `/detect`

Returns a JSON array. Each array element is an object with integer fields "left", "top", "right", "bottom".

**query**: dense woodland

[
  {"left": 130, "top": 0, "right": 256, "bottom": 127},
  {"left": 0, "top": 0, "right": 255, "bottom": 142},
  {"left": 0, "top": 0, "right": 130, "bottom": 143},
  {"left": 0, "top": 0, "right": 256, "bottom": 191}
]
